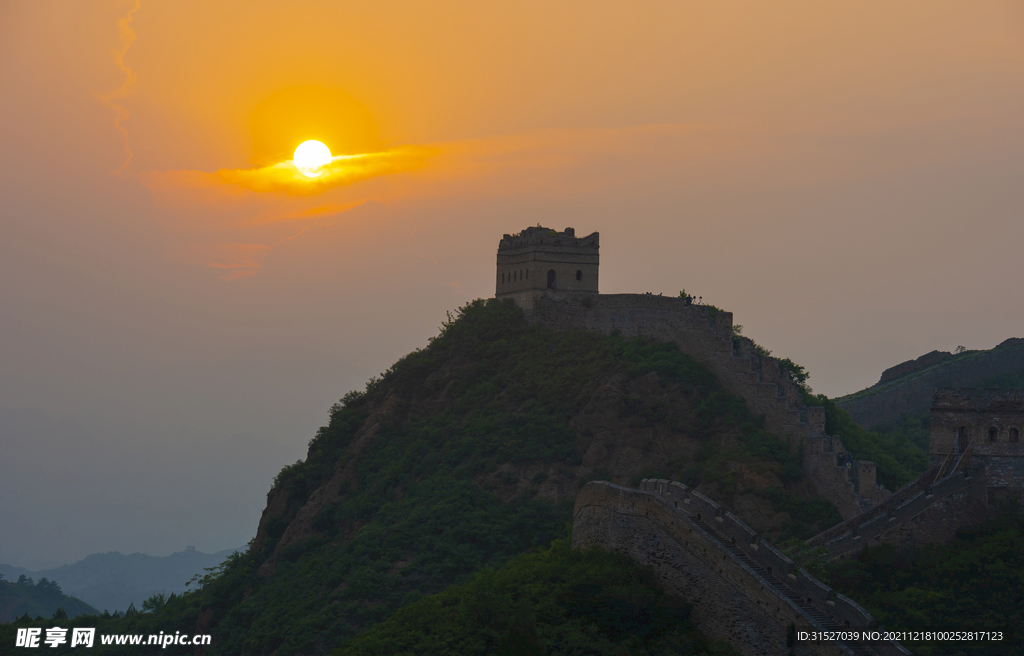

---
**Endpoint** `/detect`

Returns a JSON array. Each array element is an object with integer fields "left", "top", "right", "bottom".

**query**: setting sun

[{"left": 293, "top": 140, "right": 332, "bottom": 178}]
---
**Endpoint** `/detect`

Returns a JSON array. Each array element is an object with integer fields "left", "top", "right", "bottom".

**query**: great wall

[
  {"left": 529, "top": 290, "right": 889, "bottom": 520},
  {"left": 573, "top": 479, "right": 910, "bottom": 656},
  {"left": 499, "top": 226, "right": 1024, "bottom": 656}
]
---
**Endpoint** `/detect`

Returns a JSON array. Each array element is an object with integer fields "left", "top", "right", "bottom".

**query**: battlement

[
  {"left": 802, "top": 435, "right": 890, "bottom": 518},
  {"left": 497, "top": 225, "right": 599, "bottom": 251},
  {"left": 574, "top": 479, "right": 910, "bottom": 656},
  {"left": 931, "top": 387, "right": 1024, "bottom": 411}
]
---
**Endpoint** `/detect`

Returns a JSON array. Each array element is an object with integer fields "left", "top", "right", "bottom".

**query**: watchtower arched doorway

[
  {"left": 547, "top": 269, "right": 556, "bottom": 290},
  {"left": 957, "top": 426, "right": 969, "bottom": 452}
]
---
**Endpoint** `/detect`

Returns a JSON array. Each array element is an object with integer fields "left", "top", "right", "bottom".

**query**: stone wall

[
  {"left": 878, "top": 351, "right": 953, "bottom": 385},
  {"left": 806, "top": 465, "right": 985, "bottom": 560},
  {"left": 528, "top": 291, "right": 891, "bottom": 519},
  {"left": 803, "top": 436, "right": 891, "bottom": 520},
  {"left": 574, "top": 480, "right": 910, "bottom": 656},
  {"left": 929, "top": 388, "right": 1024, "bottom": 465},
  {"left": 530, "top": 292, "right": 824, "bottom": 454},
  {"left": 836, "top": 344, "right": 1024, "bottom": 429}
]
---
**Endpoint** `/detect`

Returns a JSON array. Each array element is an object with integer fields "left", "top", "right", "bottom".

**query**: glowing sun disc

[{"left": 293, "top": 140, "right": 332, "bottom": 178}]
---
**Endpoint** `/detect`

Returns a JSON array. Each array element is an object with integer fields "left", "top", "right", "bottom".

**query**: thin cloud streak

[{"left": 96, "top": 0, "right": 140, "bottom": 177}]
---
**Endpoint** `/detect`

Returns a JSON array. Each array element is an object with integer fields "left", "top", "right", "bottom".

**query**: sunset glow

[
  {"left": 293, "top": 140, "right": 332, "bottom": 178},
  {"left": 3, "top": 0, "right": 1024, "bottom": 587}
]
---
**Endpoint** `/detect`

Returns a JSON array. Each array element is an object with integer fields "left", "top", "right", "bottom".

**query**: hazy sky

[{"left": 2, "top": 1, "right": 1022, "bottom": 569}]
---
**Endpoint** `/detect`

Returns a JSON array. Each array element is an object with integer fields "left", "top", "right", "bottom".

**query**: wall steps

[
  {"left": 806, "top": 466, "right": 977, "bottom": 560},
  {"left": 602, "top": 479, "right": 909, "bottom": 656}
]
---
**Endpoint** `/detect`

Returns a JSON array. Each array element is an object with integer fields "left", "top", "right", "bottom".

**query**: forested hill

[
  {"left": 1, "top": 298, "right": 863, "bottom": 654},
  {"left": 0, "top": 547, "right": 243, "bottom": 617},
  {"left": 0, "top": 577, "right": 97, "bottom": 622},
  {"left": 836, "top": 339, "right": 1024, "bottom": 429}
]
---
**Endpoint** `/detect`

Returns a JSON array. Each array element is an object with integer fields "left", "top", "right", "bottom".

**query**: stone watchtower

[
  {"left": 930, "top": 388, "right": 1024, "bottom": 502},
  {"left": 495, "top": 226, "right": 599, "bottom": 310}
]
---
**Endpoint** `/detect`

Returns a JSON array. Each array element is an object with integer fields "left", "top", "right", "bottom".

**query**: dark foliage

[
  {"left": 825, "top": 501, "right": 1024, "bottom": 656},
  {"left": 334, "top": 539, "right": 740, "bottom": 656}
]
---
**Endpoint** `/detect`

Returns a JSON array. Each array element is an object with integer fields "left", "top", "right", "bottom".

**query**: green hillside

[
  {"left": 823, "top": 502, "right": 1024, "bottom": 656},
  {"left": 854, "top": 361, "right": 1024, "bottom": 473},
  {"left": 0, "top": 576, "right": 97, "bottom": 622},
  {"left": 334, "top": 539, "right": 738, "bottom": 656},
  {"left": 0, "top": 298, "right": 859, "bottom": 654}
]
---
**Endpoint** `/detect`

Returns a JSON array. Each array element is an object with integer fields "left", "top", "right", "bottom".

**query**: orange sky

[{"left": 1, "top": 0, "right": 1023, "bottom": 567}]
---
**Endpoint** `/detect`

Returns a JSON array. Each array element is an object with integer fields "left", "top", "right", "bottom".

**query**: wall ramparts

[
  {"left": 802, "top": 436, "right": 892, "bottom": 520},
  {"left": 530, "top": 293, "right": 823, "bottom": 452},
  {"left": 574, "top": 479, "right": 910, "bottom": 656},
  {"left": 529, "top": 292, "right": 887, "bottom": 519},
  {"left": 806, "top": 468, "right": 981, "bottom": 560}
]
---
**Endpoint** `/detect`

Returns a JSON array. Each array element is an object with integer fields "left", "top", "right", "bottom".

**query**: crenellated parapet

[
  {"left": 574, "top": 479, "right": 911, "bottom": 656},
  {"left": 806, "top": 464, "right": 984, "bottom": 560},
  {"left": 527, "top": 289, "right": 884, "bottom": 519}
]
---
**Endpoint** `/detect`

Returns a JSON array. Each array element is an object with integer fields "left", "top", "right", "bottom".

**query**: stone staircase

[
  {"left": 634, "top": 479, "right": 910, "bottom": 656},
  {"left": 690, "top": 515, "right": 874, "bottom": 656},
  {"left": 806, "top": 462, "right": 979, "bottom": 561}
]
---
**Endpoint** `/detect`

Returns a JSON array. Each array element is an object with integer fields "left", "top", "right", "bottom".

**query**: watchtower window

[
  {"left": 576, "top": 269, "right": 582, "bottom": 281},
  {"left": 957, "top": 427, "right": 968, "bottom": 452},
  {"left": 989, "top": 427, "right": 999, "bottom": 443},
  {"left": 501, "top": 272, "right": 505, "bottom": 284},
  {"left": 547, "top": 269, "right": 556, "bottom": 289},
  {"left": 1010, "top": 428, "right": 1020, "bottom": 443}
]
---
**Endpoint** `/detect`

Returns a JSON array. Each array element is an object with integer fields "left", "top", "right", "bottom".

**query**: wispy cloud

[
  {"left": 146, "top": 145, "right": 437, "bottom": 197},
  {"left": 97, "top": 0, "right": 140, "bottom": 176}
]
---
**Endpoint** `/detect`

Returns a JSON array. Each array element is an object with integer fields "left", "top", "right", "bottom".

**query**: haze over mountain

[
  {"left": 0, "top": 547, "right": 243, "bottom": 616},
  {"left": 3, "top": 0, "right": 1022, "bottom": 579}
]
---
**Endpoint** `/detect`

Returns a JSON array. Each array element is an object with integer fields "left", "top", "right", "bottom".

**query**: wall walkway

[
  {"left": 573, "top": 479, "right": 911, "bottom": 656},
  {"left": 806, "top": 466, "right": 983, "bottom": 561}
]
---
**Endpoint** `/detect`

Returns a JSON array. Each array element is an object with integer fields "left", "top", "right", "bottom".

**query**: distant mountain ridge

[
  {"left": 836, "top": 338, "right": 1024, "bottom": 428},
  {"left": 0, "top": 577, "right": 97, "bottom": 622},
  {"left": 0, "top": 546, "right": 243, "bottom": 615}
]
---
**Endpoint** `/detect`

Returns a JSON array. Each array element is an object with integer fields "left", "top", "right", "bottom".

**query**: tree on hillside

[{"left": 142, "top": 593, "right": 167, "bottom": 613}]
